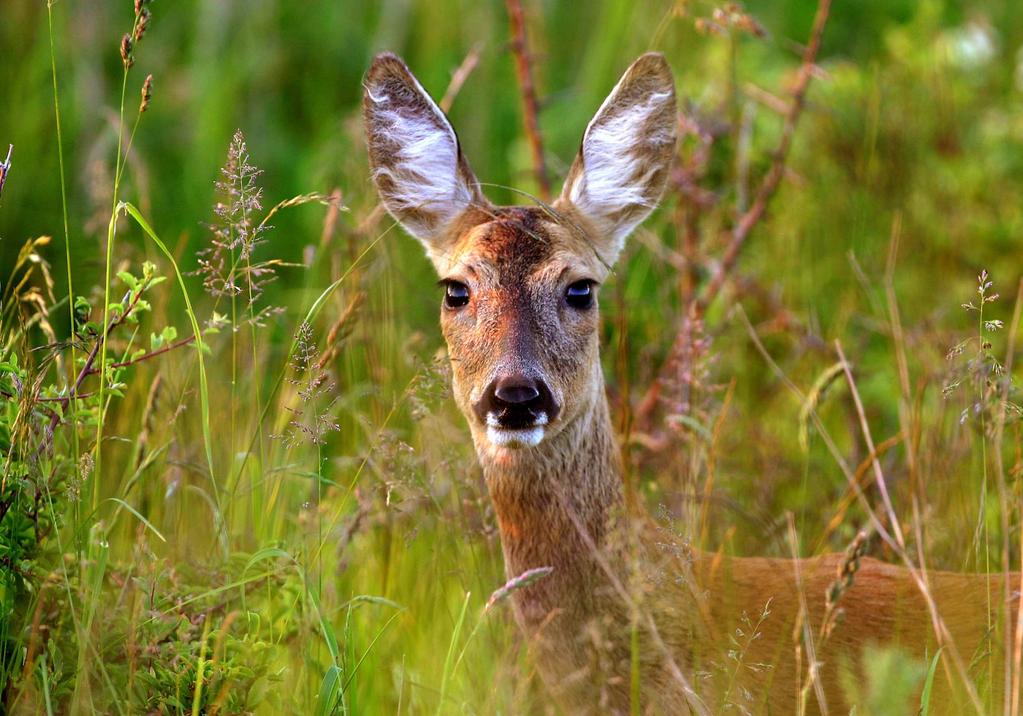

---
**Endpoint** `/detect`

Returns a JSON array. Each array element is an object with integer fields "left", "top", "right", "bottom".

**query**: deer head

[{"left": 364, "top": 52, "right": 676, "bottom": 460}]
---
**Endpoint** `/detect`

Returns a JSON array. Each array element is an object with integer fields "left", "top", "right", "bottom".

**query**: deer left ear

[
  {"left": 557, "top": 53, "right": 677, "bottom": 264},
  {"left": 363, "top": 53, "right": 488, "bottom": 264}
]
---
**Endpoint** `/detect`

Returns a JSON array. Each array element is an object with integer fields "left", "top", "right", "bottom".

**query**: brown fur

[{"left": 363, "top": 52, "right": 1018, "bottom": 714}]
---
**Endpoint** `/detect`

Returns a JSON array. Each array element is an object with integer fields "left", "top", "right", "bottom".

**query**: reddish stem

[{"left": 505, "top": 0, "right": 550, "bottom": 201}]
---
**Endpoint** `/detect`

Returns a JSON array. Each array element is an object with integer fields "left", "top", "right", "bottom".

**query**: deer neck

[{"left": 474, "top": 374, "right": 625, "bottom": 630}]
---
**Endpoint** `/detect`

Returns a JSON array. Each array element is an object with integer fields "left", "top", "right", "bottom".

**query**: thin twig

[
  {"left": 504, "top": 0, "right": 550, "bottom": 201},
  {"left": 1, "top": 389, "right": 100, "bottom": 404},
  {"left": 439, "top": 45, "right": 482, "bottom": 114},
  {"left": 85, "top": 335, "right": 197, "bottom": 375},
  {"left": 32, "top": 278, "right": 185, "bottom": 456},
  {"left": 635, "top": 0, "right": 830, "bottom": 434},
  {"left": 999, "top": 278, "right": 1023, "bottom": 716},
  {"left": 33, "top": 316, "right": 118, "bottom": 458},
  {"left": 786, "top": 513, "right": 829, "bottom": 716},
  {"left": 882, "top": 215, "right": 929, "bottom": 567},
  {"left": 835, "top": 340, "right": 906, "bottom": 549},
  {"left": 697, "top": 0, "right": 831, "bottom": 313}
]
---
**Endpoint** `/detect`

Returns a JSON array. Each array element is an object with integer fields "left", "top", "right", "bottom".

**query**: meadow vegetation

[{"left": 1, "top": 0, "right": 1023, "bottom": 712}]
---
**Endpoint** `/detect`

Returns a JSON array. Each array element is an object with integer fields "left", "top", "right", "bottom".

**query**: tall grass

[{"left": 1, "top": 0, "right": 1022, "bottom": 713}]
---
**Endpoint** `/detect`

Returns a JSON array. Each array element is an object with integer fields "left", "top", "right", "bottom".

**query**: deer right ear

[
  {"left": 363, "top": 53, "right": 486, "bottom": 263},
  {"left": 557, "top": 53, "right": 677, "bottom": 265}
]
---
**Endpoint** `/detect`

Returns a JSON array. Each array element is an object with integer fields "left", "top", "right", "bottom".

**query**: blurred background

[
  {"left": 3, "top": 0, "right": 1023, "bottom": 712},
  {"left": 4, "top": 0, "right": 1021, "bottom": 285}
]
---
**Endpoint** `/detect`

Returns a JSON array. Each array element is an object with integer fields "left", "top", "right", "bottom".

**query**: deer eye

[
  {"left": 443, "top": 281, "right": 470, "bottom": 309},
  {"left": 565, "top": 280, "right": 595, "bottom": 310}
]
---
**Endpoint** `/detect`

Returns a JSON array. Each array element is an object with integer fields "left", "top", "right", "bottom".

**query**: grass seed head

[
  {"left": 485, "top": 567, "right": 554, "bottom": 613},
  {"left": 120, "top": 34, "right": 134, "bottom": 68},
  {"left": 194, "top": 130, "right": 279, "bottom": 310},
  {"left": 826, "top": 531, "right": 867, "bottom": 610},
  {"left": 139, "top": 74, "right": 153, "bottom": 113},
  {"left": 273, "top": 322, "right": 341, "bottom": 448},
  {"left": 134, "top": 7, "right": 151, "bottom": 43}
]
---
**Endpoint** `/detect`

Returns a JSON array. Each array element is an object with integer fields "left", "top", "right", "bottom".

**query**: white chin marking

[
  {"left": 487, "top": 425, "right": 545, "bottom": 448},
  {"left": 484, "top": 411, "right": 549, "bottom": 448}
]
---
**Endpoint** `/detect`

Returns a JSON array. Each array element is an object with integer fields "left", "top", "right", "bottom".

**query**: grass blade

[
  {"left": 919, "top": 648, "right": 942, "bottom": 715},
  {"left": 105, "top": 497, "right": 166, "bottom": 542},
  {"left": 118, "top": 201, "right": 220, "bottom": 535},
  {"left": 315, "top": 664, "right": 343, "bottom": 716},
  {"left": 435, "top": 591, "right": 471, "bottom": 716},
  {"left": 341, "top": 608, "right": 404, "bottom": 692}
]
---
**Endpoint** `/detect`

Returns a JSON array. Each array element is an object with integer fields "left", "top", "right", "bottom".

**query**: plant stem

[
  {"left": 977, "top": 283, "right": 993, "bottom": 688},
  {"left": 504, "top": 0, "right": 550, "bottom": 201},
  {"left": 46, "top": 0, "right": 79, "bottom": 488},
  {"left": 95, "top": 47, "right": 133, "bottom": 513}
]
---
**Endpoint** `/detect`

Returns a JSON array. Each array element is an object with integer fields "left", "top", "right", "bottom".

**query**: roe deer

[{"left": 363, "top": 51, "right": 1019, "bottom": 714}]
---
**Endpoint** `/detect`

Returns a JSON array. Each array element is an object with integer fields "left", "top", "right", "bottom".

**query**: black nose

[
  {"left": 474, "top": 374, "right": 559, "bottom": 429},
  {"left": 494, "top": 377, "right": 540, "bottom": 405}
]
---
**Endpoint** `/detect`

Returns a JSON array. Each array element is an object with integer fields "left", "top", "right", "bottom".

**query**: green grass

[{"left": 2, "top": 0, "right": 1023, "bottom": 713}]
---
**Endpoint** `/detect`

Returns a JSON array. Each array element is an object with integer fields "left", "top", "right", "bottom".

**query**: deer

[{"left": 363, "top": 51, "right": 1018, "bottom": 714}]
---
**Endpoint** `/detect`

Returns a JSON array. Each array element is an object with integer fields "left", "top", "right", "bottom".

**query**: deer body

[
  {"left": 477, "top": 356, "right": 1002, "bottom": 714},
  {"left": 363, "top": 51, "right": 1013, "bottom": 714},
  {"left": 479, "top": 367, "right": 1004, "bottom": 714}
]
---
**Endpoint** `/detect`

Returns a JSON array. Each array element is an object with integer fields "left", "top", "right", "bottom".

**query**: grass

[{"left": 2, "top": 0, "right": 1023, "bottom": 713}]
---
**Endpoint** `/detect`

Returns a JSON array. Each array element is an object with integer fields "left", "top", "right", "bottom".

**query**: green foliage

[
  {"left": 841, "top": 644, "right": 926, "bottom": 715},
  {"left": 0, "top": 240, "right": 186, "bottom": 702},
  {"left": 120, "top": 566, "right": 284, "bottom": 714}
]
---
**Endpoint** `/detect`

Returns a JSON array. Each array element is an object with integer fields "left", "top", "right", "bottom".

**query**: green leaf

[
  {"left": 436, "top": 592, "right": 471, "bottom": 716},
  {"left": 105, "top": 498, "right": 167, "bottom": 542},
  {"left": 919, "top": 648, "right": 942, "bottom": 715},
  {"left": 247, "top": 675, "right": 272, "bottom": 711},
  {"left": 73, "top": 296, "right": 92, "bottom": 325},
  {"left": 341, "top": 595, "right": 404, "bottom": 611},
  {"left": 314, "top": 665, "right": 342, "bottom": 716},
  {"left": 117, "top": 271, "right": 139, "bottom": 290},
  {"left": 342, "top": 609, "right": 403, "bottom": 694}
]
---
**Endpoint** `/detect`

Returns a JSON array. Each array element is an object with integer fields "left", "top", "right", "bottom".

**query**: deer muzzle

[{"left": 473, "top": 373, "right": 560, "bottom": 448}]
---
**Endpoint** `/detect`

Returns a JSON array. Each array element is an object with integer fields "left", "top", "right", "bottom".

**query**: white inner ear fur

[
  {"left": 366, "top": 79, "right": 473, "bottom": 241},
  {"left": 567, "top": 89, "right": 675, "bottom": 246}
]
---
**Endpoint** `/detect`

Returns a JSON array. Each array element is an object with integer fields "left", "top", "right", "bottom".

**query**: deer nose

[
  {"left": 494, "top": 377, "right": 540, "bottom": 405},
  {"left": 474, "top": 373, "right": 559, "bottom": 429}
]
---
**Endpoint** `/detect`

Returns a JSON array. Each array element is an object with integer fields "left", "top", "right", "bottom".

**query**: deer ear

[
  {"left": 558, "top": 53, "right": 677, "bottom": 264},
  {"left": 363, "top": 53, "right": 487, "bottom": 260}
]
